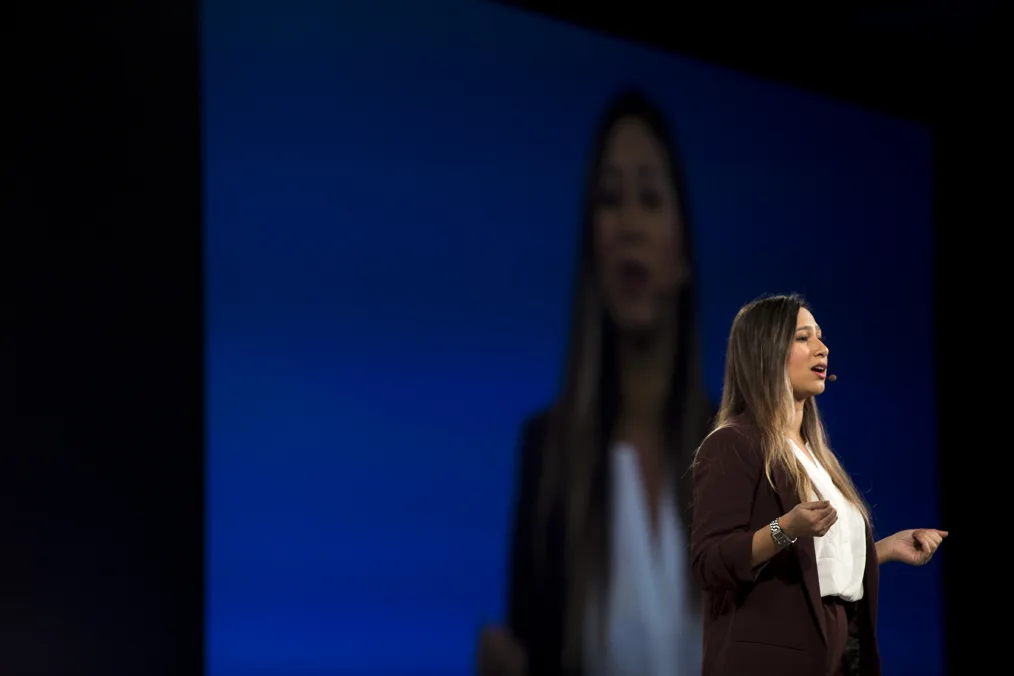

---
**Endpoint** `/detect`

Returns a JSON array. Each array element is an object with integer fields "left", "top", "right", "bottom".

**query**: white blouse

[
  {"left": 582, "top": 443, "right": 701, "bottom": 676},
  {"left": 788, "top": 439, "right": 866, "bottom": 601}
]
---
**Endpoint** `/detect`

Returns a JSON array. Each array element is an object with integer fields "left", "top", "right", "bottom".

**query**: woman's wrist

[
  {"left": 875, "top": 538, "right": 894, "bottom": 564},
  {"left": 778, "top": 514, "right": 797, "bottom": 540}
]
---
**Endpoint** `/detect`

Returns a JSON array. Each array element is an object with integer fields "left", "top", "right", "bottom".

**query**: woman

[
  {"left": 690, "top": 294, "right": 946, "bottom": 676},
  {"left": 478, "top": 89, "right": 714, "bottom": 676}
]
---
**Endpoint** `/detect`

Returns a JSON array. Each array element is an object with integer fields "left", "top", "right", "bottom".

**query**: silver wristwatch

[{"left": 769, "top": 518, "right": 797, "bottom": 549}]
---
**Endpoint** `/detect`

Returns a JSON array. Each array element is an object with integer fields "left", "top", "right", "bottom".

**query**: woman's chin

[
  {"left": 793, "top": 383, "right": 825, "bottom": 400},
  {"left": 612, "top": 313, "right": 657, "bottom": 338}
]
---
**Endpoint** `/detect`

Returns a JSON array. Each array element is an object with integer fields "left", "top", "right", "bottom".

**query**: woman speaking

[{"left": 690, "top": 294, "right": 945, "bottom": 676}]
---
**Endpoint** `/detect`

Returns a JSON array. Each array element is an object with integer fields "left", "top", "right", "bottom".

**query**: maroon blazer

[{"left": 690, "top": 414, "right": 880, "bottom": 676}]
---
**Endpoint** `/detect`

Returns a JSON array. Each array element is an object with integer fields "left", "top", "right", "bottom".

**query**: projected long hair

[
  {"left": 705, "top": 294, "right": 871, "bottom": 524},
  {"left": 535, "top": 89, "right": 712, "bottom": 668}
]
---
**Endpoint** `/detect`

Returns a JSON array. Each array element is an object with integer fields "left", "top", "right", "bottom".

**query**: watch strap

[{"left": 769, "top": 518, "right": 797, "bottom": 548}]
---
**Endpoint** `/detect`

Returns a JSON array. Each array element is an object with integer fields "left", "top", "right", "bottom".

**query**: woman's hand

[
  {"left": 477, "top": 625, "right": 527, "bottom": 676},
  {"left": 876, "top": 528, "right": 948, "bottom": 565},
  {"left": 780, "top": 500, "right": 838, "bottom": 539}
]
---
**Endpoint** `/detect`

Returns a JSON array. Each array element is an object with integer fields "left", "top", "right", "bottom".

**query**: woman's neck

[
  {"left": 617, "top": 323, "right": 675, "bottom": 432},
  {"left": 789, "top": 398, "right": 806, "bottom": 446},
  {"left": 616, "top": 321, "right": 677, "bottom": 526}
]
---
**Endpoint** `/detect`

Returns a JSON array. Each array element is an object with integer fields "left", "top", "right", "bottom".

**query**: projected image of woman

[{"left": 478, "top": 90, "right": 714, "bottom": 676}]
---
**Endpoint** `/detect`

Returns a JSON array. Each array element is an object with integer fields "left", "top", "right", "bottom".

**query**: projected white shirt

[{"left": 582, "top": 443, "right": 702, "bottom": 676}]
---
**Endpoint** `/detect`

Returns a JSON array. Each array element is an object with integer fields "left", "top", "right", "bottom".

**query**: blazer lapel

[
  {"left": 860, "top": 523, "right": 880, "bottom": 674},
  {"left": 771, "top": 463, "right": 827, "bottom": 644}
]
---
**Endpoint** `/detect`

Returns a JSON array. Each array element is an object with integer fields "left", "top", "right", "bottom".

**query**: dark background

[{"left": 6, "top": 0, "right": 999, "bottom": 673}]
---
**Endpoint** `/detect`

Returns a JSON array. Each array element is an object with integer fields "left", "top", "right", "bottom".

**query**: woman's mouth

[
  {"left": 617, "top": 261, "right": 650, "bottom": 292},
  {"left": 811, "top": 364, "right": 827, "bottom": 380}
]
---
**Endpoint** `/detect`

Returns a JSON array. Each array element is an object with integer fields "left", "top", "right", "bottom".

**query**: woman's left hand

[{"left": 879, "top": 528, "right": 948, "bottom": 566}]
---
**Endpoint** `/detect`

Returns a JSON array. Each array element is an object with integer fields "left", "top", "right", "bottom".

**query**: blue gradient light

[{"left": 204, "top": 1, "right": 937, "bottom": 674}]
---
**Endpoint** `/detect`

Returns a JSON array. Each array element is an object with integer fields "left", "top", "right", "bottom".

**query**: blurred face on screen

[
  {"left": 787, "top": 306, "right": 829, "bottom": 400},
  {"left": 593, "top": 116, "right": 687, "bottom": 335}
]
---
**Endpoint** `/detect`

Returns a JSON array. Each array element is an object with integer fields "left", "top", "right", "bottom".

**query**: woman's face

[
  {"left": 592, "top": 116, "right": 687, "bottom": 335},
  {"left": 787, "top": 307, "right": 830, "bottom": 400}
]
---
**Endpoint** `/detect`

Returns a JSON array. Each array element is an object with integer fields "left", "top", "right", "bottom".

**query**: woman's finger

[
  {"left": 915, "top": 533, "right": 940, "bottom": 563},
  {"left": 820, "top": 511, "right": 838, "bottom": 530}
]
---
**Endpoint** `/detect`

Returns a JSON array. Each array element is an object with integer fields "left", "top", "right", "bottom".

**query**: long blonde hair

[
  {"left": 705, "top": 294, "right": 870, "bottom": 524},
  {"left": 536, "top": 90, "right": 713, "bottom": 669}
]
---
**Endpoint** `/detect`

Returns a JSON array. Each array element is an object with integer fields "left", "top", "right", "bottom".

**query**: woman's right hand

[
  {"left": 780, "top": 500, "right": 837, "bottom": 539},
  {"left": 477, "top": 625, "right": 527, "bottom": 676}
]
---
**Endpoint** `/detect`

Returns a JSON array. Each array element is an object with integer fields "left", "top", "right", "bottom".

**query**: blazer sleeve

[
  {"left": 690, "top": 425, "right": 764, "bottom": 592},
  {"left": 505, "top": 414, "right": 548, "bottom": 650}
]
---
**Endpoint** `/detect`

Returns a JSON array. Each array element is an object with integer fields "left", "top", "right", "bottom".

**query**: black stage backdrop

[{"left": 5, "top": 1, "right": 1001, "bottom": 673}]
